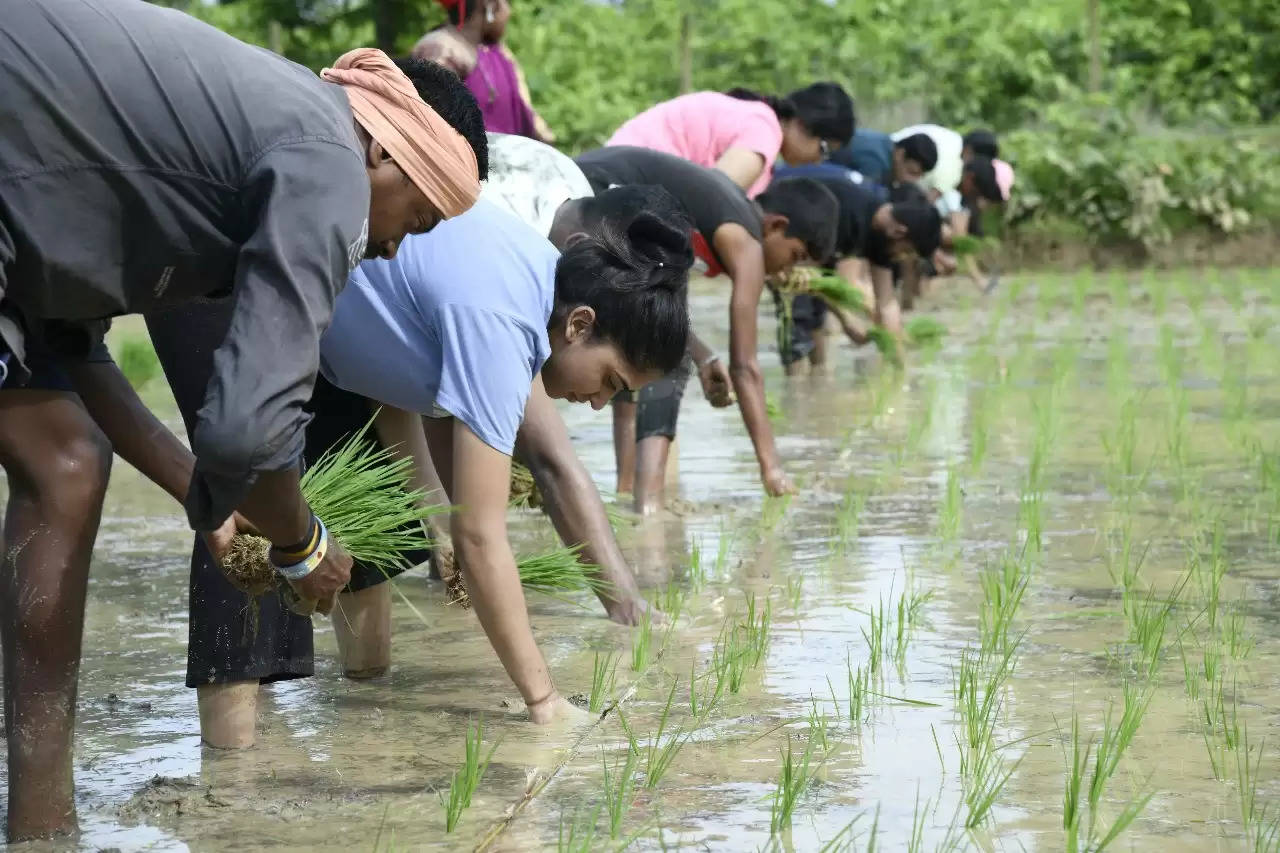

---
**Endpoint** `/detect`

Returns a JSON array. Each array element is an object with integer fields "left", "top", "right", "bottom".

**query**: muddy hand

[
  {"left": 762, "top": 467, "right": 796, "bottom": 497},
  {"left": 284, "top": 540, "right": 353, "bottom": 616},
  {"left": 699, "top": 359, "right": 734, "bottom": 408},
  {"left": 202, "top": 512, "right": 261, "bottom": 564},
  {"left": 606, "top": 595, "right": 666, "bottom": 628}
]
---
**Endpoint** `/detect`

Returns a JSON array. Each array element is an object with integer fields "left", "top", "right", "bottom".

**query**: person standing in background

[
  {"left": 432, "top": 0, "right": 554, "bottom": 142},
  {"left": 607, "top": 83, "right": 854, "bottom": 198}
]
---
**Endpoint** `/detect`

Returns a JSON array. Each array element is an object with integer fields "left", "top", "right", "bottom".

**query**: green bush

[
  {"left": 1003, "top": 98, "right": 1280, "bottom": 249},
  {"left": 115, "top": 336, "right": 161, "bottom": 390}
]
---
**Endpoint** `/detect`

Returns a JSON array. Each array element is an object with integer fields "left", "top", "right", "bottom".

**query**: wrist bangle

[
  {"left": 274, "top": 514, "right": 320, "bottom": 561},
  {"left": 271, "top": 517, "right": 329, "bottom": 581},
  {"left": 526, "top": 689, "right": 556, "bottom": 708}
]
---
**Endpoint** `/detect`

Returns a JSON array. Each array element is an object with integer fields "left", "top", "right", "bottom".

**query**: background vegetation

[{"left": 179, "top": 0, "right": 1280, "bottom": 258}]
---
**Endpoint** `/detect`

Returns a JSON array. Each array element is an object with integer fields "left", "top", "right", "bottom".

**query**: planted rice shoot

[
  {"left": 557, "top": 803, "right": 603, "bottom": 853},
  {"left": 631, "top": 610, "right": 653, "bottom": 673},
  {"left": 602, "top": 745, "right": 639, "bottom": 839},
  {"left": 689, "top": 655, "right": 724, "bottom": 721},
  {"left": 905, "top": 316, "right": 947, "bottom": 347},
  {"left": 589, "top": 652, "right": 619, "bottom": 714},
  {"left": 770, "top": 734, "right": 819, "bottom": 835},
  {"left": 625, "top": 679, "right": 690, "bottom": 789},
  {"left": 223, "top": 419, "right": 447, "bottom": 599},
  {"left": 834, "top": 488, "right": 867, "bottom": 549},
  {"left": 979, "top": 551, "right": 1030, "bottom": 654},
  {"left": 937, "top": 466, "right": 964, "bottom": 541},
  {"left": 441, "top": 716, "right": 498, "bottom": 832},
  {"left": 960, "top": 737, "right": 1021, "bottom": 829},
  {"left": 1062, "top": 691, "right": 1153, "bottom": 852}
]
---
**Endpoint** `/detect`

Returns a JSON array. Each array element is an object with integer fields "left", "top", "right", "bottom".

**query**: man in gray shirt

[{"left": 0, "top": 0, "right": 485, "bottom": 839}]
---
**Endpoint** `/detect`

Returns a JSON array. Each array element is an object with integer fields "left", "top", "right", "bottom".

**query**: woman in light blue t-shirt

[{"left": 320, "top": 193, "right": 693, "bottom": 724}]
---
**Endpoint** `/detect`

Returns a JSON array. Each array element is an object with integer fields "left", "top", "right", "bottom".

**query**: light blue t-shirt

[{"left": 319, "top": 198, "right": 556, "bottom": 455}]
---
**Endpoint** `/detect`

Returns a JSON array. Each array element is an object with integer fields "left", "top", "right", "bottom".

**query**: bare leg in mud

[
  {"left": 612, "top": 399, "right": 638, "bottom": 495},
  {"left": 331, "top": 584, "right": 392, "bottom": 678},
  {"left": 633, "top": 435, "right": 671, "bottom": 515},
  {"left": 0, "top": 390, "right": 113, "bottom": 841},
  {"left": 196, "top": 682, "right": 258, "bottom": 749}
]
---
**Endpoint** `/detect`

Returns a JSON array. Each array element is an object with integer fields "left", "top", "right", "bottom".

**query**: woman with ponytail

[
  {"left": 317, "top": 194, "right": 691, "bottom": 723},
  {"left": 607, "top": 82, "right": 854, "bottom": 197}
]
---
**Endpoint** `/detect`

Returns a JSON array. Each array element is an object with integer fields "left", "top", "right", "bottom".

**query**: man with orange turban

[{"left": 0, "top": 0, "right": 484, "bottom": 840}]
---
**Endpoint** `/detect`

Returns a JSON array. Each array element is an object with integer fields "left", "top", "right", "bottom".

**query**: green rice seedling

[
  {"left": 714, "top": 526, "right": 733, "bottom": 577},
  {"left": 834, "top": 488, "right": 867, "bottom": 549},
  {"left": 602, "top": 745, "right": 639, "bottom": 839},
  {"left": 713, "top": 622, "right": 751, "bottom": 695},
  {"left": 861, "top": 597, "right": 887, "bottom": 674},
  {"left": 1178, "top": 639, "right": 1202, "bottom": 702},
  {"left": 765, "top": 393, "right": 784, "bottom": 422},
  {"left": 955, "top": 648, "right": 1004, "bottom": 754},
  {"left": 1126, "top": 582, "right": 1181, "bottom": 678},
  {"left": 1222, "top": 596, "right": 1254, "bottom": 660},
  {"left": 637, "top": 680, "right": 689, "bottom": 789},
  {"left": 441, "top": 716, "right": 498, "bottom": 832},
  {"left": 937, "top": 467, "right": 963, "bottom": 542},
  {"left": 1071, "top": 273, "right": 1090, "bottom": 320},
  {"left": 769, "top": 734, "right": 819, "bottom": 834},
  {"left": 1062, "top": 708, "right": 1153, "bottom": 852},
  {"left": 689, "top": 655, "right": 723, "bottom": 721},
  {"left": 761, "top": 494, "right": 792, "bottom": 531},
  {"left": 688, "top": 536, "right": 706, "bottom": 589},
  {"left": 557, "top": 802, "right": 603, "bottom": 852},
  {"left": 742, "top": 592, "right": 772, "bottom": 667},
  {"left": 631, "top": 610, "right": 653, "bottom": 673},
  {"left": 807, "top": 696, "right": 834, "bottom": 755},
  {"left": 1018, "top": 486, "right": 1044, "bottom": 556},
  {"left": 961, "top": 739, "right": 1021, "bottom": 829},
  {"left": 907, "top": 786, "right": 929, "bottom": 853},
  {"left": 115, "top": 334, "right": 161, "bottom": 389},
  {"left": 867, "top": 326, "right": 904, "bottom": 369},
  {"left": 829, "top": 650, "right": 869, "bottom": 727},
  {"left": 905, "top": 316, "right": 947, "bottom": 348},
  {"left": 787, "top": 575, "right": 804, "bottom": 612},
  {"left": 657, "top": 580, "right": 685, "bottom": 618},
  {"left": 979, "top": 551, "right": 1029, "bottom": 654},
  {"left": 1102, "top": 395, "right": 1149, "bottom": 496},
  {"left": 808, "top": 273, "right": 869, "bottom": 314},
  {"left": 589, "top": 652, "right": 619, "bottom": 714}
]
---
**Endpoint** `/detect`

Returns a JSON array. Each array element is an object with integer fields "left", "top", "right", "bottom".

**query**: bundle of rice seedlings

[
  {"left": 508, "top": 461, "right": 543, "bottom": 509},
  {"left": 772, "top": 267, "right": 867, "bottom": 314},
  {"left": 446, "top": 545, "right": 611, "bottom": 609},
  {"left": 867, "top": 327, "right": 904, "bottom": 368},
  {"left": 222, "top": 420, "right": 448, "bottom": 603},
  {"left": 906, "top": 316, "right": 947, "bottom": 346}
]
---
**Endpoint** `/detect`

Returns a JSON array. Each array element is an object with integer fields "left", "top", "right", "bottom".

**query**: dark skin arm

[
  {"left": 65, "top": 359, "right": 349, "bottom": 611},
  {"left": 713, "top": 223, "right": 794, "bottom": 497},
  {"left": 515, "top": 377, "right": 649, "bottom": 625}
]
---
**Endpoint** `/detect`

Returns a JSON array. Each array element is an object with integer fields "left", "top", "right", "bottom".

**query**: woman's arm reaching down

[
  {"left": 515, "top": 377, "right": 650, "bottom": 625},
  {"left": 715, "top": 224, "right": 794, "bottom": 497},
  {"left": 425, "top": 415, "right": 581, "bottom": 723}
]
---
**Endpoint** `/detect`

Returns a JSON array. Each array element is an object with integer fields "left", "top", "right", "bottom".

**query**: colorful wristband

[{"left": 270, "top": 517, "right": 329, "bottom": 581}]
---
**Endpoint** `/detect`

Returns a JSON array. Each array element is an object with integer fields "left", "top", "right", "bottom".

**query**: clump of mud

[
  {"left": 119, "top": 776, "right": 229, "bottom": 821},
  {"left": 221, "top": 533, "right": 274, "bottom": 596}
]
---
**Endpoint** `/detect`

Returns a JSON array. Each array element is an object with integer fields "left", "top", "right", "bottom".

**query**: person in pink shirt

[{"left": 607, "top": 83, "right": 854, "bottom": 198}]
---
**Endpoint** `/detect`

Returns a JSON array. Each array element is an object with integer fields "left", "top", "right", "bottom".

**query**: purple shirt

[{"left": 464, "top": 45, "right": 537, "bottom": 138}]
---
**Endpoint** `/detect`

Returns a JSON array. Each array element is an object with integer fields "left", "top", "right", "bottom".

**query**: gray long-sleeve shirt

[{"left": 0, "top": 0, "right": 371, "bottom": 529}]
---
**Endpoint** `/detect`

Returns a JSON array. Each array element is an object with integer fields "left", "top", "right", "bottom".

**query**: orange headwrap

[{"left": 322, "top": 48, "right": 480, "bottom": 219}]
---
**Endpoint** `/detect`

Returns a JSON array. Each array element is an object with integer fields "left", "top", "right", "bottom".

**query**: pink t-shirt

[{"left": 606, "top": 92, "right": 783, "bottom": 198}]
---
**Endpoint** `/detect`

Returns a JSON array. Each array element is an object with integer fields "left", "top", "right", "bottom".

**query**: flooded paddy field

[{"left": 3, "top": 269, "right": 1280, "bottom": 851}]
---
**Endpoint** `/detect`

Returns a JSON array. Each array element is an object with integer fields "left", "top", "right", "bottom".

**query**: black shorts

[
  {"left": 146, "top": 302, "right": 432, "bottom": 688},
  {"left": 772, "top": 291, "right": 828, "bottom": 366},
  {"left": 613, "top": 356, "right": 692, "bottom": 441}
]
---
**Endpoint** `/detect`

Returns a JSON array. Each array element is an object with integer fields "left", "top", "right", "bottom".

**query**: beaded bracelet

[{"left": 270, "top": 517, "right": 329, "bottom": 581}]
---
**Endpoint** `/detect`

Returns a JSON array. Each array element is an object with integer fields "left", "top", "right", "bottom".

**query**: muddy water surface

[{"left": 3, "top": 270, "right": 1280, "bottom": 851}]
